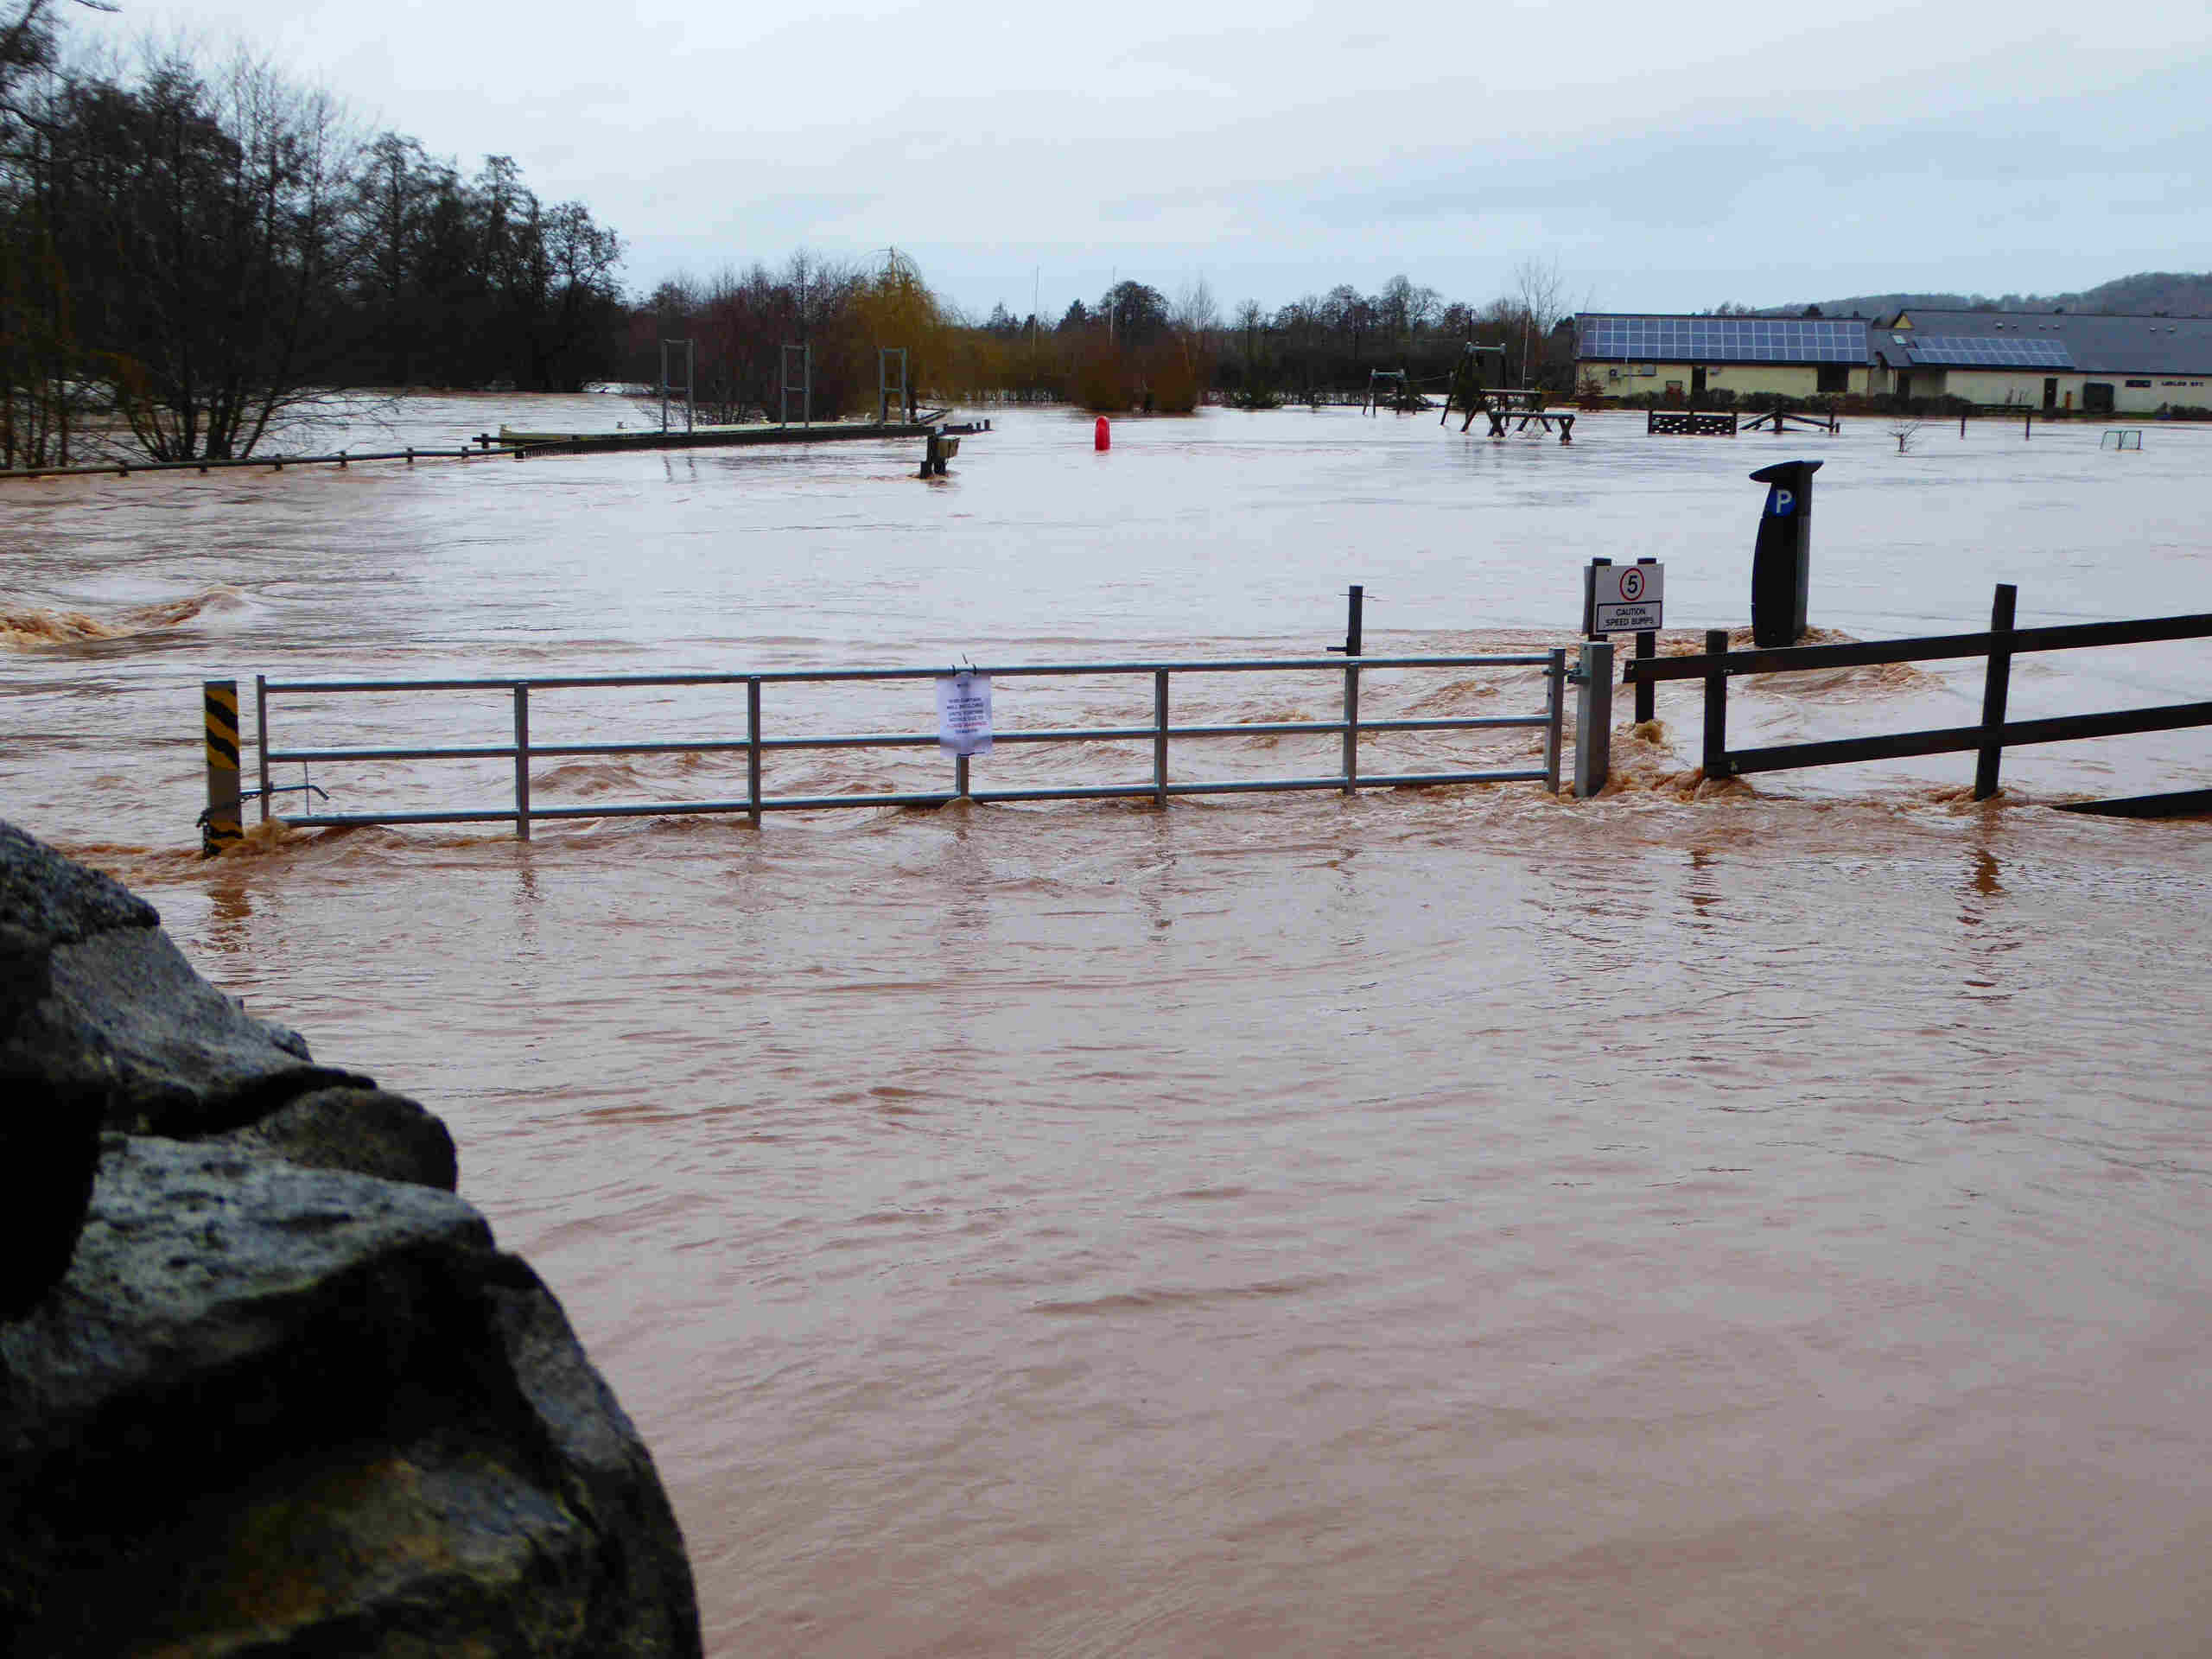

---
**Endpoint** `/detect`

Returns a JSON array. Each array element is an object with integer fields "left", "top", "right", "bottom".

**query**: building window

[{"left": 1816, "top": 365, "right": 1850, "bottom": 394}]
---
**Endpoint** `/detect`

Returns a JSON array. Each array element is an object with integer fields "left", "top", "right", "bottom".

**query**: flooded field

[{"left": 6, "top": 400, "right": 2212, "bottom": 1653}]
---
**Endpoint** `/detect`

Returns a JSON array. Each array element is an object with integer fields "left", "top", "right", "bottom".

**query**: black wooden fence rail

[{"left": 1622, "top": 585, "right": 2212, "bottom": 798}]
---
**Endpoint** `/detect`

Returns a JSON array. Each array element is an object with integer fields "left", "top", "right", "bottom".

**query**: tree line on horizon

[
  {"left": 0, "top": 0, "right": 623, "bottom": 466},
  {"left": 629, "top": 260, "right": 1582, "bottom": 418},
  {"left": 17, "top": 0, "right": 2199, "bottom": 466}
]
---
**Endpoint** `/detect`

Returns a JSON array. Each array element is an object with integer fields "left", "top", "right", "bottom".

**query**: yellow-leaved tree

[{"left": 849, "top": 248, "right": 957, "bottom": 417}]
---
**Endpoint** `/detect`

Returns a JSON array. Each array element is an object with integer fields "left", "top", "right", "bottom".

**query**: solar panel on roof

[
  {"left": 1575, "top": 316, "right": 1866, "bottom": 364},
  {"left": 1906, "top": 334, "right": 2073, "bottom": 369}
]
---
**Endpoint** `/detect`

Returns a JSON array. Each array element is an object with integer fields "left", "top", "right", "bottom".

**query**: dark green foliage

[{"left": 0, "top": 10, "right": 627, "bottom": 461}]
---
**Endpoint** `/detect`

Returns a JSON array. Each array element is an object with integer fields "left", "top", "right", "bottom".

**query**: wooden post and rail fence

[{"left": 1623, "top": 584, "right": 2212, "bottom": 808}]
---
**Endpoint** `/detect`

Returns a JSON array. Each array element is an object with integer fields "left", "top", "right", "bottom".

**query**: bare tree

[
  {"left": 1512, "top": 257, "right": 1569, "bottom": 336},
  {"left": 1889, "top": 416, "right": 1926, "bottom": 454},
  {"left": 1172, "top": 276, "right": 1217, "bottom": 342}
]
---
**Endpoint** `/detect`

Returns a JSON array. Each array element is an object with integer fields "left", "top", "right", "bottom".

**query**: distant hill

[{"left": 1756, "top": 271, "right": 2212, "bottom": 320}]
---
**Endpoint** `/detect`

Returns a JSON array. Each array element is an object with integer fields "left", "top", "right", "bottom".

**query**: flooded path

[{"left": 6, "top": 402, "right": 2212, "bottom": 1652}]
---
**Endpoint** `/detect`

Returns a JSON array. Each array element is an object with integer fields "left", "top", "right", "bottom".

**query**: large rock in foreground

[
  {"left": 0, "top": 1135, "right": 702, "bottom": 1656},
  {"left": 0, "top": 822, "right": 367, "bottom": 1141},
  {"left": 0, "top": 823, "right": 700, "bottom": 1655},
  {"left": 2, "top": 819, "right": 372, "bottom": 1317}
]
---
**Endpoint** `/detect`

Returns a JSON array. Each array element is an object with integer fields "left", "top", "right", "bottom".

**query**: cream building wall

[
  {"left": 2108, "top": 374, "right": 2212, "bottom": 412},
  {"left": 1930, "top": 369, "right": 2077, "bottom": 407},
  {"left": 1871, "top": 368, "right": 2209, "bottom": 412},
  {"left": 1581, "top": 361, "right": 1867, "bottom": 397}
]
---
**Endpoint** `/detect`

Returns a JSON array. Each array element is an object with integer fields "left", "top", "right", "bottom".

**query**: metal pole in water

[
  {"left": 747, "top": 678, "right": 763, "bottom": 827},
  {"left": 254, "top": 674, "right": 271, "bottom": 823},
  {"left": 1342, "top": 662, "right": 1360, "bottom": 794},
  {"left": 201, "top": 679, "right": 242, "bottom": 856},
  {"left": 1544, "top": 648, "right": 1566, "bottom": 791},
  {"left": 1154, "top": 669, "right": 1170, "bottom": 808},
  {"left": 512, "top": 684, "right": 531, "bottom": 842},
  {"left": 1338, "top": 584, "right": 1363, "bottom": 794},
  {"left": 1573, "top": 641, "right": 1613, "bottom": 798},
  {"left": 956, "top": 750, "right": 971, "bottom": 799}
]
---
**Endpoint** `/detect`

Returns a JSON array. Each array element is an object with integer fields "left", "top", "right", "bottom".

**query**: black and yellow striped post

[{"left": 202, "top": 678, "right": 243, "bottom": 856}]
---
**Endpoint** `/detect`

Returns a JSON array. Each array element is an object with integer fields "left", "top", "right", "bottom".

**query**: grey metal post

[
  {"left": 1574, "top": 641, "right": 1613, "bottom": 798},
  {"left": 1338, "top": 583, "right": 1363, "bottom": 794},
  {"left": 1544, "top": 648, "right": 1566, "bottom": 791},
  {"left": 1341, "top": 664, "right": 1360, "bottom": 793},
  {"left": 254, "top": 673, "right": 270, "bottom": 822},
  {"left": 747, "top": 677, "right": 762, "bottom": 826},
  {"left": 1154, "top": 668, "right": 1169, "bottom": 807},
  {"left": 512, "top": 683, "right": 531, "bottom": 841},
  {"left": 1974, "top": 582, "right": 2018, "bottom": 800},
  {"left": 956, "top": 750, "right": 971, "bottom": 798}
]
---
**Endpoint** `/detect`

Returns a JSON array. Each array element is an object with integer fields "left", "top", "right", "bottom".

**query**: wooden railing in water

[{"left": 1623, "top": 584, "right": 2212, "bottom": 802}]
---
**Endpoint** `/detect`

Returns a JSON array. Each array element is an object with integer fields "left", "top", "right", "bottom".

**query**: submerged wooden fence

[{"left": 1624, "top": 584, "right": 2212, "bottom": 798}]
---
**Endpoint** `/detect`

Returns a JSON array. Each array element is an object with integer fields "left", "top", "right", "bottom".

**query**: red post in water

[{"left": 1095, "top": 416, "right": 1110, "bottom": 452}]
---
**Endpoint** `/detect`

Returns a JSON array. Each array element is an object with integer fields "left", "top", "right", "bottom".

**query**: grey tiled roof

[{"left": 1887, "top": 310, "right": 2212, "bottom": 376}]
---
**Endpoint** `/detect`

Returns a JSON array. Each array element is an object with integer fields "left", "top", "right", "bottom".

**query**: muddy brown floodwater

[{"left": 6, "top": 402, "right": 2212, "bottom": 1654}]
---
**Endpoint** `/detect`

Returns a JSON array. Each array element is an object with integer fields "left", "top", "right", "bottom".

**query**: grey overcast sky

[{"left": 92, "top": 0, "right": 2212, "bottom": 318}]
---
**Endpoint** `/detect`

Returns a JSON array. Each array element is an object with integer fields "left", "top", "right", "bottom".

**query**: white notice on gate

[
  {"left": 1592, "top": 563, "right": 1665, "bottom": 633},
  {"left": 937, "top": 671, "right": 993, "bottom": 756}
]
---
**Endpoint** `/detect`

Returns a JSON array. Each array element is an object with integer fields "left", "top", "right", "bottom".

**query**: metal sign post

[{"left": 1574, "top": 641, "right": 1614, "bottom": 798}]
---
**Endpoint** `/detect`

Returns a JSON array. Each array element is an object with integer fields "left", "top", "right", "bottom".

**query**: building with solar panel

[
  {"left": 1872, "top": 310, "right": 2212, "bottom": 414},
  {"left": 1573, "top": 315, "right": 1872, "bottom": 403}
]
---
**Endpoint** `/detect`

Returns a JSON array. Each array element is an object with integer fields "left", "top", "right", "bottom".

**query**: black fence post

[
  {"left": 1635, "top": 556, "right": 1657, "bottom": 725},
  {"left": 1581, "top": 556, "right": 1609, "bottom": 639},
  {"left": 1701, "top": 628, "right": 1732, "bottom": 779},
  {"left": 1974, "top": 583, "right": 2018, "bottom": 800}
]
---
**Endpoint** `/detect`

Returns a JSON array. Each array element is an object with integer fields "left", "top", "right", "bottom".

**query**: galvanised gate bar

[{"left": 246, "top": 650, "right": 1569, "bottom": 841}]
